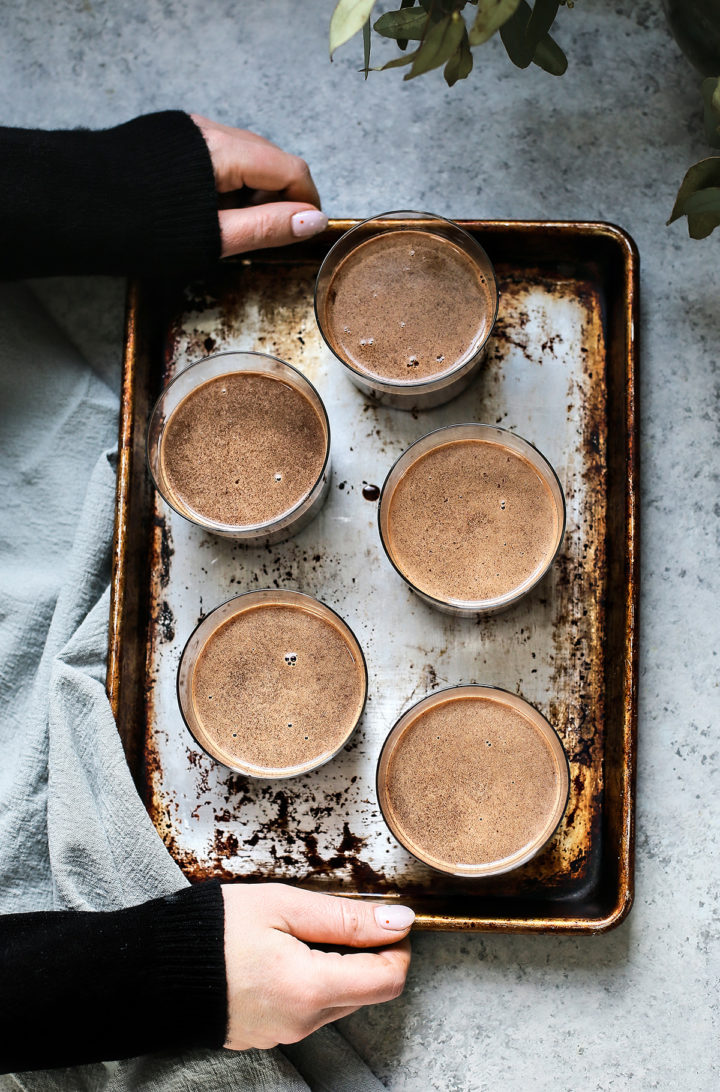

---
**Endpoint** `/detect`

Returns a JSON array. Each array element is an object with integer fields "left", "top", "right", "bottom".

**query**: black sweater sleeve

[
  {"left": 0, "top": 881, "right": 228, "bottom": 1073},
  {"left": 0, "top": 110, "right": 221, "bottom": 279}
]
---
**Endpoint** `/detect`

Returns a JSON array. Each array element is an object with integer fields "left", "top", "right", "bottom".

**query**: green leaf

[
  {"left": 668, "top": 157, "right": 720, "bottom": 238},
  {"left": 533, "top": 30, "right": 567, "bottom": 75},
  {"left": 682, "top": 186, "right": 720, "bottom": 238},
  {"left": 330, "top": 0, "right": 377, "bottom": 59},
  {"left": 405, "top": 11, "right": 466, "bottom": 79},
  {"left": 397, "top": 0, "right": 418, "bottom": 50},
  {"left": 682, "top": 186, "right": 720, "bottom": 214},
  {"left": 713, "top": 77, "right": 720, "bottom": 117},
  {"left": 444, "top": 30, "right": 474, "bottom": 85},
  {"left": 468, "top": 0, "right": 521, "bottom": 46},
  {"left": 702, "top": 76, "right": 720, "bottom": 148},
  {"left": 363, "top": 18, "right": 371, "bottom": 79},
  {"left": 378, "top": 48, "right": 421, "bottom": 70},
  {"left": 374, "top": 7, "right": 429, "bottom": 41},
  {"left": 500, "top": 1, "right": 533, "bottom": 68},
  {"left": 524, "top": 0, "right": 559, "bottom": 57},
  {"left": 668, "top": 157, "right": 720, "bottom": 219},
  {"left": 500, "top": 0, "right": 566, "bottom": 75}
]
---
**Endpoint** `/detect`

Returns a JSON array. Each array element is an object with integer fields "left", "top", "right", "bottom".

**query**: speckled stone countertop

[{"left": 2, "top": 1, "right": 717, "bottom": 1088}]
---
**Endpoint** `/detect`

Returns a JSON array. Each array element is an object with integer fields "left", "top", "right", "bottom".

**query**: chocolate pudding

[
  {"left": 321, "top": 228, "right": 495, "bottom": 383},
  {"left": 382, "top": 430, "right": 563, "bottom": 608},
  {"left": 377, "top": 688, "right": 569, "bottom": 875},
  {"left": 180, "top": 593, "right": 367, "bottom": 777},
  {"left": 158, "top": 371, "right": 327, "bottom": 528}
]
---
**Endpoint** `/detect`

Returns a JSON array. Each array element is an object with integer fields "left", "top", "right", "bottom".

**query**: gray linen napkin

[{"left": 0, "top": 283, "right": 384, "bottom": 1092}]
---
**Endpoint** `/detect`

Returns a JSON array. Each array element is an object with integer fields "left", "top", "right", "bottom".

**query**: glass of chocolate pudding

[
  {"left": 377, "top": 685, "right": 569, "bottom": 877},
  {"left": 314, "top": 211, "right": 498, "bottom": 410},
  {"left": 177, "top": 590, "right": 368, "bottom": 778},
  {"left": 147, "top": 351, "right": 330, "bottom": 544},
  {"left": 378, "top": 423, "right": 565, "bottom": 616}
]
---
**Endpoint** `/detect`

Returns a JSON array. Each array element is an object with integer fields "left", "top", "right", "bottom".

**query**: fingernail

[
  {"left": 375, "top": 904, "right": 415, "bottom": 931},
  {"left": 291, "top": 210, "right": 328, "bottom": 238}
]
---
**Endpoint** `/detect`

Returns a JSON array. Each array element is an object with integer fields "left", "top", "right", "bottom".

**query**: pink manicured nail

[
  {"left": 291, "top": 210, "right": 328, "bottom": 238},
  {"left": 375, "top": 905, "right": 415, "bottom": 931}
]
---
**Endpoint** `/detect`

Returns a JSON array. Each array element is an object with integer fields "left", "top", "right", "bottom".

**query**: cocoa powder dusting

[
  {"left": 191, "top": 602, "right": 366, "bottom": 773},
  {"left": 159, "top": 372, "right": 326, "bottom": 527},
  {"left": 386, "top": 438, "right": 561, "bottom": 603},
  {"left": 323, "top": 230, "right": 494, "bottom": 381},
  {"left": 382, "top": 694, "right": 565, "bottom": 870}
]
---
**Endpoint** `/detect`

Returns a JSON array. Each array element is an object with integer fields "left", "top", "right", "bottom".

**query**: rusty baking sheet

[{"left": 108, "top": 221, "right": 638, "bottom": 933}]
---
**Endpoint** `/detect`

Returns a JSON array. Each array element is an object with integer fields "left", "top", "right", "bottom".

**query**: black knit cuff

[
  {"left": 0, "top": 880, "right": 228, "bottom": 1073},
  {"left": 94, "top": 110, "right": 222, "bottom": 276},
  {"left": 136, "top": 880, "right": 228, "bottom": 1051},
  {"left": 0, "top": 110, "right": 221, "bottom": 279}
]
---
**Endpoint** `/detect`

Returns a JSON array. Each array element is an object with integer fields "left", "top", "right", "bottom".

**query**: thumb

[
  {"left": 219, "top": 202, "right": 328, "bottom": 257},
  {"left": 266, "top": 885, "right": 415, "bottom": 948}
]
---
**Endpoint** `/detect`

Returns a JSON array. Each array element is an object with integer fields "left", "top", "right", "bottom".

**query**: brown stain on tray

[
  {"left": 109, "top": 221, "right": 638, "bottom": 932},
  {"left": 173, "top": 262, "right": 323, "bottom": 382}
]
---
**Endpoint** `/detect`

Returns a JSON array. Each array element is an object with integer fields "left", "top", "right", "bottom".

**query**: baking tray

[{"left": 107, "top": 220, "right": 639, "bottom": 933}]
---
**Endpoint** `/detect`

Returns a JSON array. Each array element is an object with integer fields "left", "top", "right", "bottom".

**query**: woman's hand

[
  {"left": 191, "top": 115, "right": 328, "bottom": 257},
  {"left": 222, "top": 883, "right": 414, "bottom": 1050}
]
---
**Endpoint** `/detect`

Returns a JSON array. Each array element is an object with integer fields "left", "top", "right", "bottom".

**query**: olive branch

[
  {"left": 668, "top": 76, "right": 720, "bottom": 239},
  {"left": 330, "top": 1, "right": 720, "bottom": 239},
  {"left": 329, "top": 0, "right": 570, "bottom": 85}
]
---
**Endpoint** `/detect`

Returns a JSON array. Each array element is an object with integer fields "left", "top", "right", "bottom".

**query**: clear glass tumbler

[
  {"left": 147, "top": 350, "right": 331, "bottom": 545},
  {"left": 177, "top": 590, "right": 368, "bottom": 779},
  {"left": 376, "top": 684, "right": 570, "bottom": 878},
  {"left": 378, "top": 423, "right": 566, "bottom": 616},
  {"left": 314, "top": 211, "right": 498, "bottom": 411}
]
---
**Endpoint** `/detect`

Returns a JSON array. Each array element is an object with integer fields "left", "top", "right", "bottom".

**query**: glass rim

[
  {"left": 146, "top": 349, "right": 331, "bottom": 536},
  {"left": 375, "top": 683, "right": 571, "bottom": 878},
  {"left": 377, "top": 422, "right": 567, "bottom": 612},
  {"left": 313, "top": 209, "right": 499, "bottom": 390},
  {"left": 176, "top": 588, "right": 369, "bottom": 779}
]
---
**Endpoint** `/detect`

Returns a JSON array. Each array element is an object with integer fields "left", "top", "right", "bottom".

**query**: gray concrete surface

[{"left": 2, "top": 1, "right": 718, "bottom": 1089}]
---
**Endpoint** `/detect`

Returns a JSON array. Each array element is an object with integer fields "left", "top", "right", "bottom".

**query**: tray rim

[{"left": 107, "top": 219, "right": 639, "bottom": 934}]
